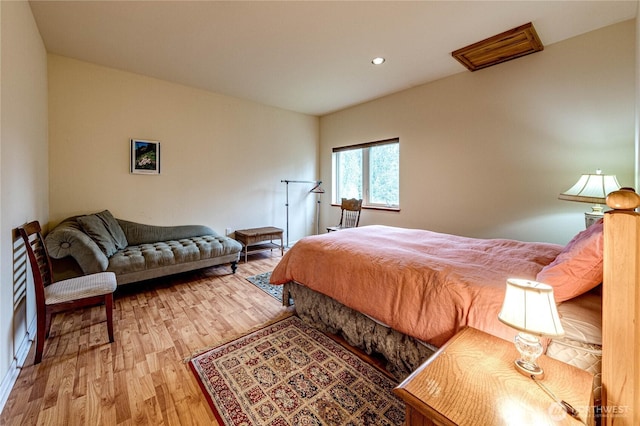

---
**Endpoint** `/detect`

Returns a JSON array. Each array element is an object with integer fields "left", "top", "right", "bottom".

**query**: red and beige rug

[{"left": 189, "top": 316, "right": 405, "bottom": 425}]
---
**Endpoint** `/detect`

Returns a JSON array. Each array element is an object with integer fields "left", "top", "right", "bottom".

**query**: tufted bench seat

[
  {"left": 107, "top": 235, "right": 241, "bottom": 284},
  {"left": 45, "top": 211, "right": 242, "bottom": 285}
]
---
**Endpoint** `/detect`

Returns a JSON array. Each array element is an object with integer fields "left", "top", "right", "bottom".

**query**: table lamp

[
  {"left": 558, "top": 169, "right": 621, "bottom": 227},
  {"left": 498, "top": 279, "right": 564, "bottom": 378}
]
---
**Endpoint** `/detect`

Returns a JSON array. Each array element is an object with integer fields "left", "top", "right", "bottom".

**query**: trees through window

[{"left": 332, "top": 138, "right": 399, "bottom": 208}]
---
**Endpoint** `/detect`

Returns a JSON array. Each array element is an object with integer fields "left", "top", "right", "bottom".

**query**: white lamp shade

[
  {"left": 498, "top": 279, "right": 565, "bottom": 337},
  {"left": 558, "top": 169, "right": 621, "bottom": 204}
]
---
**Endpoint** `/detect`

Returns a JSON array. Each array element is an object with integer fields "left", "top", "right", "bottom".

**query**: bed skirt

[{"left": 283, "top": 281, "right": 437, "bottom": 380}]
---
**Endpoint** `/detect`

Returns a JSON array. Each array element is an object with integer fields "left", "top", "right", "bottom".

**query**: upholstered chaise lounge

[{"left": 45, "top": 210, "right": 242, "bottom": 285}]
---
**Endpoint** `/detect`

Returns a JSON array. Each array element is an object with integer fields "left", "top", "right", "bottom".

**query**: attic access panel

[{"left": 452, "top": 22, "right": 543, "bottom": 72}]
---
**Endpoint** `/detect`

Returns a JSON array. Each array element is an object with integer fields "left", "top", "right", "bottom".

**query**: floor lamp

[
  {"left": 310, "top": 182, "right": 325, "bottom": 235},
  {"left": 281, "top": 179, "right": 323, "bottom": 247}
]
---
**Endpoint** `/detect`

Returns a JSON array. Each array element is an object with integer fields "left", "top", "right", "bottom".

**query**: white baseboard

[{"left": 0, "top": 318, "right": 35, "bottom": 414}]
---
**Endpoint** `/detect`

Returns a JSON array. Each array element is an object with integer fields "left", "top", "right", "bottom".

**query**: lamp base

[
  {"left": 514, "top": 359, "right": 544, "bottom": 379},
  {"left": 584, "top": 211, "right": 603, "bottom": 228},
  {"left": 513, "top": 332, "right": 545, "bottom": 378}
]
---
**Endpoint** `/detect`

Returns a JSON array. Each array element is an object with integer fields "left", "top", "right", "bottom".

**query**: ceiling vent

[{"left": 452, "top": 22, "right": 543, "bottom": 72}]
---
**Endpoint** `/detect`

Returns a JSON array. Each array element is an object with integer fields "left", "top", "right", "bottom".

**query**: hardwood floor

[{"left": 0, "top": 253, "right": 292, "bottom": 425}]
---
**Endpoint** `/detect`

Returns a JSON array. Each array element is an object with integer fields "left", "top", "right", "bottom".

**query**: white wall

[
  {"left": 0, "top": 0, "right": 49, "bottom": 410},
  {"left": 48, "top": 56, "right": 319, "bottom": 243},
  {"left": 319, "top": 20, "right": 636, "bottom": 245}
]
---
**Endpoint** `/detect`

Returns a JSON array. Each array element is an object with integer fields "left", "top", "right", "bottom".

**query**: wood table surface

[{"left": 394, "top": 326, "right": 594, "bottom": 426}]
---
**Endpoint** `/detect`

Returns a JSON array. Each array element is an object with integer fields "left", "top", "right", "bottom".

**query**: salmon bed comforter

[{"left": 270, "top": 225, "right": 563, "bottom": 347}]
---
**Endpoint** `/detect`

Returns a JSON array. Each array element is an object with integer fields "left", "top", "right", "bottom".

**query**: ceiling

[{"left": 29, "top": 1, "right": 637, "bottom": 116}]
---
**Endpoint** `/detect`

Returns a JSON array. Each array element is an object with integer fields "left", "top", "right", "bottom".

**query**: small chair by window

[
  {"left": 327, "top": 198, "right": 363, "bottom": 232},
  {"left": 18, "top": 221, "right": 117, "bottom": 364}
]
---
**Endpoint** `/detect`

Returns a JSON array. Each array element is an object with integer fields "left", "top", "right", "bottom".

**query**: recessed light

[{"left": 371, "top": 57, "right": 385, "bottom": 65}]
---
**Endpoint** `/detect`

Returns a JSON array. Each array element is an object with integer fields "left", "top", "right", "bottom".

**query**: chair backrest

[
  {"left": 338, "top": 198, "right": 363, "bottom": 228},
  {"left": 18, "top": 221, "right": 53, "bottom": 307}
]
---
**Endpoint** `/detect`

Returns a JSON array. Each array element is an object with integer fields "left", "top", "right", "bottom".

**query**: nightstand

[{"left": 394, "top": 327, "right": 594, "bottom": 426}]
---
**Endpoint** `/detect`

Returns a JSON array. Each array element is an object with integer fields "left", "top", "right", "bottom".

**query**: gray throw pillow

[
  {"left": 95, "top": 210, "right": 128, "bottom": 249},
  {"left": 77, "top": 214, "right": 118, "bottom": 257}
]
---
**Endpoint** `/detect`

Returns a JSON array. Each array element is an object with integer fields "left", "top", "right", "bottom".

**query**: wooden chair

[
  {"left": 327, "top": 198, "right": 363, "bottom": 232},
  {"left": 18, "top": 221, "right": 117, "bottom": 364}
]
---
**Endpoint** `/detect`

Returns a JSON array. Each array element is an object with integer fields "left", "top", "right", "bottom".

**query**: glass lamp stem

[{"left": 514, "top": 332, "right": 544, "bottom": 377}]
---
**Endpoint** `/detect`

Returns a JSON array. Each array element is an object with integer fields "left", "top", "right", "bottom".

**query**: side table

[
  {"left": 394, "top": 326, "right": 594, "bottom": 426},
  {"left": 234, "top": 226, "right": 284, "bottom": 263}
]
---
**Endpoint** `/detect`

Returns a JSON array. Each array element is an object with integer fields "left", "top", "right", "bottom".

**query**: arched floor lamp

[{"left": 281, "top": 179, "right": 324, "bottom": 247}]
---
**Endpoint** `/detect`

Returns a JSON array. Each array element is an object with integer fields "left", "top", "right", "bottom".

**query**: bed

[{"left": 269, "top": 222, "right": 605, "bottom": 394}]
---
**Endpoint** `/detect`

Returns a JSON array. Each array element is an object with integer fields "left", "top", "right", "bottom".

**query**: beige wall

[
  {"left": 319, "top": 20, "right": 636, "bottom": 245},
  {"left": 48, "top": 55, "right": 319, "bottom": 242},
  {"left": 0, "top": 0, "right": 49, "bottom": 405}
]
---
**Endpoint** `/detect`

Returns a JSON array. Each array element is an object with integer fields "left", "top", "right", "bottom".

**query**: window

[{"left": 332, "top": 138, "right": 399, "bottom": 208}]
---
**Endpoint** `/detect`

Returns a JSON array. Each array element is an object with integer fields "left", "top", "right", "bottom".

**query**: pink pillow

[{"left": 536, "top": 220, "right": 603, "bottom": 302}]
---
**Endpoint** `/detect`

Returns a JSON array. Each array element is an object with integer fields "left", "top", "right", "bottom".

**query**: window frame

[{"left": 332, "top": 137, "right": 400, "bottom": 210}]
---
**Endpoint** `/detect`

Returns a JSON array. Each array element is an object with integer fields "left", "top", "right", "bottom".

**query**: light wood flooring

[{"left": 0, "top": 253, "right": 292, "bottom": 425}]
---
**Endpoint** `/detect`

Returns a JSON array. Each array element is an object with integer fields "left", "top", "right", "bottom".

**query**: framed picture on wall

[{"left": 130, "top": 139, "right": 160, "bottom": 174}]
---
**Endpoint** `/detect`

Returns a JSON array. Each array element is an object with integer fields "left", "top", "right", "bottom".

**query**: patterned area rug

[
  {"left": 246, "top": 271, "right": 282, "bottom": 301},
  {"left": 189, "top": 316, "right": 405, "bottom": 425}
]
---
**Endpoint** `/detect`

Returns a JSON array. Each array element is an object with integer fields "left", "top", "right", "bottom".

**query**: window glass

[
  {"left": 332, "top": 138, "right": 399, "bottom": 208},
  {"left": 337, "top": 149, "right": 362, "bottom": 199},
  {"left": 369, "top": 143, "right": 399, "bottom": 207}
]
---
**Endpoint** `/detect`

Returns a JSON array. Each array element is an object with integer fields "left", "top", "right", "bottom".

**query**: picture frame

[{"left": 130, "top": 139, "right": 160, "bottom": 174}]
